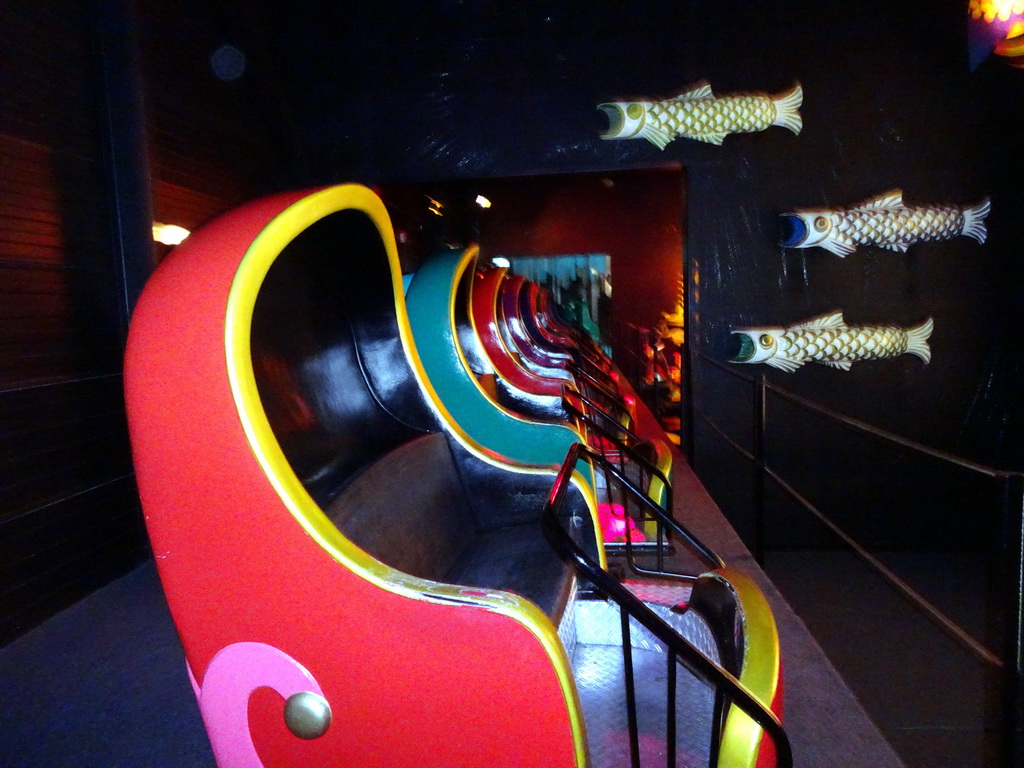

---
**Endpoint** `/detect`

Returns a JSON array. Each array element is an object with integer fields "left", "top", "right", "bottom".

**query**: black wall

[
  {"left": 258, "top": 0, "right": 1020, "bottom": 551},
  {"left": 0, "top": 0, "right": 289, "bottom": 644},
  {"left": 0, "top": 1, "right": 147, "bottom": 645},
  {"left": 4, "top": 0, "right": 1021, "bottom": 640}
]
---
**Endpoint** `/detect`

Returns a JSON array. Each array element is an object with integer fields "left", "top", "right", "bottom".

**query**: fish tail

[
  {"left": 771, "top": 83, "right": 803, "bottom": 135},
  {"left": 905, "top": 317, "right": 933, "bottom": 364},
  {"left": 962, "top": 197, "right": 991, "bottom": 243}
]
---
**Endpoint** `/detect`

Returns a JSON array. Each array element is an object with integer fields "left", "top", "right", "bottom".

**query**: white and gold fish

[
  {"left": 779, "top": 190, "right": 991, "bottom": 257},
  {"left": 730, "top": 312, "right": 933, "bottom": 372},
  {"left": 598, "top": 81, "right": 802, "bottom": 149}
]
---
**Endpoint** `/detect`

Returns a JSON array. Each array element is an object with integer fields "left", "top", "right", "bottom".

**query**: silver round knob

[{"left": 284, "top": 691, "right": 332, "bottom": 740}]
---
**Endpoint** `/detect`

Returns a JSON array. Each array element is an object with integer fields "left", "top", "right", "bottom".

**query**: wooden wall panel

[
  {"left": 0, "top": 3, "right": 144, "bottom": 645},
  {"left": 153, "top": 180, "right": 239, "bottom": 234},
  {"left": 0, "top": 0, "right": 291, "bottom": 644},
  {"left": 0, "top": 2, "right": 107, "bottom": 157}
]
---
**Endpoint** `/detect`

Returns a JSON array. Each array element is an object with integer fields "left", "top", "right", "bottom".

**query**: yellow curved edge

[
  {"left": 441, "top": 248, "right": 607, "bottom": 566},
  {"left": 651, "top": 436, "right": 673, "bottom": 502},
  {"left": 484, "top": 265, "right": 563, "bottom": 380},
  {"left": 467, "top": 266, "right": 559, "bottom": 408},
  {"left": 224, "top": 184, "right": 588, "bottom": 767},
  {"left": 448, "top": 247, "right": 574, "bottom": 433},
  {"left": 713, "top": 567, "right": 783, "bottom": 768}
]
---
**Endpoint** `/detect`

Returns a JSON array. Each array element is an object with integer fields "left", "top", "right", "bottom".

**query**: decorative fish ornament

[
  {"left": 779, "top": 190, "right": 991, "bottom": 257},
  {"left": 598, "top": 81, "right": 802, "bottom": 149},
  {"left": 730, "top": 312, "right": 933, "bottom": 372}
]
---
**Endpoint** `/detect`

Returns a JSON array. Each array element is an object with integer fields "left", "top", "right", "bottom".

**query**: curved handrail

[
  {"left": 563, "top": 386, "right": 671, "bottom": 510},
  {"left": 689, "top": 349, "right": 1021, "bottom": 672},
  {"left": 543, "top": 442, "right": 791, "bottom": 768},
  {"left": 566, "top": 363, "right": 633, "bottom": 426},
  {"left": 561, "top": 391, "right": 647, "bottom": 456},
  {"left": 692, "top": 351, "right": 1011, "bottom": 478},
  {"left": 562, "top": 440, "right": 723, "bottom": 574}
]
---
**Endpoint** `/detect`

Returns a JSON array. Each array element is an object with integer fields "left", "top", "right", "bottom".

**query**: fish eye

[
  {"left": 626, "top": 103, "right": 644, "bottom": 119},
  {"left": 813, "top": 216, "right": 829, "bottom": 232},
  {"left": 759, "top": 334, "right": 775, "bottom": 348}
]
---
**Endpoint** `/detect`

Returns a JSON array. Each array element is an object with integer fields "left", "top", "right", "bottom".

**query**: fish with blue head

[{"left": 779, "top": 190, "right": 990, "bottom": 257}]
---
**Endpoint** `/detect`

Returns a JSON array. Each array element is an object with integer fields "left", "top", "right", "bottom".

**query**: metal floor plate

[
  {"left": 573, "top": 643, "right": 715, "bottom": 768},
  {"left": 574, "top": 598, "right": 720, "bottom": 661},
  {"left": 572, "top": 598, "right": 719, "bottom": 768}
]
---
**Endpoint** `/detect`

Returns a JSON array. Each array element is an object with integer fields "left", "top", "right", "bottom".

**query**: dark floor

[
  {"left": 0, "top": 562, "right": 216, "bottom": 768},
  {"left": 0, "top": 508, "right": 912, "bottom": 767},
  {"left": 0, "top": 555, "right": 905, "bottom": 768},
  {"left": 765, "top": 550, "right": 1002, "bottom": 768},
  {"left": 0, "top": 396, "right": 910, "bottom": 767}
]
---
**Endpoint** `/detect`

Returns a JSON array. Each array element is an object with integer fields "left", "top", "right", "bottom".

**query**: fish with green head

[
  {"left": 730, "top": 312, "right": 933, "bottom": 372},
  {"left": 598, "top": 81, "right": 802, "bottom": 149}
]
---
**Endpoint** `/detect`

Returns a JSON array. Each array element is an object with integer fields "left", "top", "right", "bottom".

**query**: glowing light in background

[
  {"left": 970, "top": 0, "right": 1024, "bottom": 22},
  {"left": 969, "top": 0, "right": 1024, "bottom": 68},
  {"left": 474, "top": 194, "right": 492, "bottom": 209},
  {"left": 426, "top": 196, "right": 444, "bottom": 216},
  {"left": 491, "top": 257, "right": 511, "bottom": 268},
  {"left": 152, "top": 222, "right": 190, "bottom": 245}
]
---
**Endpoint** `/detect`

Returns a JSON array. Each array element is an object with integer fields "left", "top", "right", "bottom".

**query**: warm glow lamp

[
  {"left": 152, "top": 222, "right": 190, "bottom": 245},
  {"left": 968, "top": 1, "right": 1024, "bottom": 69}
]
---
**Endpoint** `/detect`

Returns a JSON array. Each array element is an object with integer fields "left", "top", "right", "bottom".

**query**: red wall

[{"left": 467, "top": 169, "right": 685, "bottom": 342}]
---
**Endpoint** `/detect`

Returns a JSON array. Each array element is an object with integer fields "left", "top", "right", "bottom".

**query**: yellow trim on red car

[
  {"left": 223, "top": 184, "right": 589, "bottom": 767},
  {"left": 714, "top": 567, "right": 783, "bottom": 768}
]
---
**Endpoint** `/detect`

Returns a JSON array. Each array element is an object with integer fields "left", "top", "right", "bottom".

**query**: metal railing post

[
  {"left": 752, "top": 374, "right": 766, "bottom": 565},
  {"left": 689, "top": 349, "right": 1024, "bottom": 762},
  {"left": 685, "top": 344, "right": 697, "bottom": 470},
  {"left": 999, "top": 473, "right": 1024, "bottom": 768}
]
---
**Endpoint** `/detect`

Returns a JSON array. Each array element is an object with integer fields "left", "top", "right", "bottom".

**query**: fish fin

[
  {"left": 791, "top": 311, "right": 845, "bottom": 331},
  {"left": 764, "top": 354, "right": 803, "bottom": 372},
  {"left": 819, "top": 235, "right": 856, "bottom": 257},
  {"left": 692, "top": 132, "right": 728, "bottom": 145},
  {"left": 820, "top": 360, "right": 853, "bottom": 371},
  {"left": 905, "top": 317, "right": 933, "bottom": 364},
  {"left": 676, "top": 81, "right": 714, "bottom": 100},
  {"left": 961, "top": 197, "right": 991, "bottom": 243},
  {"left": 879, "top": 241, "right": 910, "bottom": 252},
  {"left": 852, "top": 189, "right": 904, "bottom": 211},
  {"left": 771, "top": 83, "right": 803, "bottom": 135},
  {"left": 640, "top": 123, "right": 674, "bottom": 149}
]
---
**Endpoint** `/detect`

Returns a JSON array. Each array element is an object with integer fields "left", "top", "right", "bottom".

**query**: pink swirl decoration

[{"left": 187, "top": 642, "right": 326, "bottom": 768}]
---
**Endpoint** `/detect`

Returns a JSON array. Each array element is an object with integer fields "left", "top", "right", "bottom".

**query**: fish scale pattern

[
  {"left": 649, "top": 95, "right": 776, "bottom": 137},
  {"left": 782, "top": 327, "right": 908, "bottom": 362},
  {"left": 838, "top": 206, "right": 965, "bottom": 245}
]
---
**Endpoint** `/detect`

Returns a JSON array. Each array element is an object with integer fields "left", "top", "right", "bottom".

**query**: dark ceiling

[{"left": 166, "top": 0, "right": 829, "bottom": 185}]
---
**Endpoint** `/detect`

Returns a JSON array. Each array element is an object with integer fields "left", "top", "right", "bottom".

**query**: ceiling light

[{"left": 152, "top": 222, "right": 190, "bottom": 245}]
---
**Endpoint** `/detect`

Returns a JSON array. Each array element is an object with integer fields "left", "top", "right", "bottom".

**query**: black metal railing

[
  {"left": 690, "top": 349, "right": 1024, "bottom": 768},
  {"left": 605, "top": 320, "right": 683, "bottom": 429},
  {"left": 544, "top": 442, "right": 791, "bottom": 768},
  {"left": 567, "top": 403, "right": 723, "bottom": 575},
  {"left": 563, "top": 387, "right": 697, "bottom": 570},
  {"left": 605, "top": 320, "right": 646, "bottom": 388},
  {"left": 567, "top": 363, "right": 635, "bottom": 428}
]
